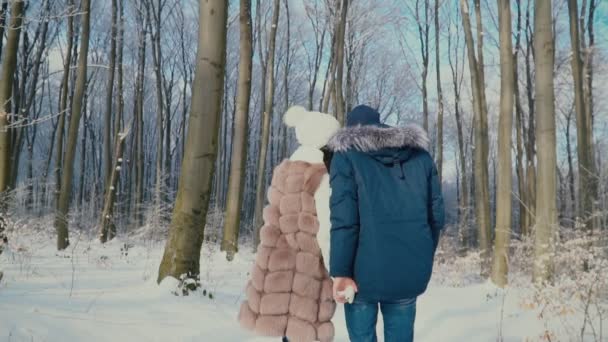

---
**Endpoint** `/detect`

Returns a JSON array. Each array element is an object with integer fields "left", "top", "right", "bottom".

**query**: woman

[{"left": 238, "top": 106, "right": 340, "bottom": 342}]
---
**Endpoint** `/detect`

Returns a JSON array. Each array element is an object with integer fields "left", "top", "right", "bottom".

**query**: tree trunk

[
  {"left": 491, "top": 0, "right": 514, "bottom": 288},
  {"left": 218, "top": 85, "right": 228, "bottom": 207},
  {"left": 157, "top": 0, "right": 228, "bottom": 285},
  {"left": 321, "top": 1, "right": 339, "bottom": 114},
  {"left": 221, "top": 0, "right": 253, "bottom": 260},
  {"left": 78, "top": 100, "right": 89, "bottom": 211},
  {"left": 321, "top": 58, "right": 334, "bottom": 113},
  {"left": 146, "top": 0, "right": 165, "bottom": 213},
  {"left": 532, "top": 0, "right": 557, "bottom": 284},
  {"left": 100, "top": 126, "right": 129, "bottom": 243},
  {"left": 417, "top": 0, "right": 430, "bottom": 132},
  {"left": 114, "top": 0, "right": 124, "bottom": 221},
  {"left": 333, "top": 0, "right": 348, "bottom": 125},
  {"left": 567, "top": 0, "right": 595, "bottom": 231},
  {"left": 459, "top": 0, "right": 491, "bottom": 275},
  {"left": 448, "top": 5, "right": 468, "bottom": 251},
  {"left": 54, "top": 0, "right": 75, "bottom": 208},
  {"left": 0, "top": 1, "right": 8, "bottom": 60},
  {"left": 523, "top": 1, "right": 536, "bottom": 236},
  {"left": 164, "top": 78, "right": 172, "bottom": 198},
  {"left": 178, "top": 47, "right": 189, "bottom": 183},
  {"left": 103, "top": 0, "right": 117, "bottom": 189},
  {"left": 133, "top": 5, "right": 147, "bottom": 226},
  {"left": 524, "top": 161, "right": 536, "bottom": 236},
  {"left": 512, "top": 0, "right": 526, "bottom": 236},
  {"left": 583, "top": 3, "right": 596, "bottom": 215},
  {"left": 25, "top": 122, "right": 35, "bottom": 211},
  {"left": 54, "top": 0, "right": 91, "bottom": 250},
  {"left": 100, "top": 0, "right": 125, "bottom": 242},
  {"left": 473, "top": 0, "right": 489, "bottom": 173},
  {"left": 565, "top": 109, "right": 576, "bottom": 223},
  {"left": 434, "top": 0, "right": 443, "bottom": 183},
  {"left": 473, "top": 0, "right": 492, "bottom": 240},
  {"left": 7, "top": 23, "right": 27, "bottom": 192},
  {"left": 281, "top": 0, "right": 291, "bottom": 159},
  {"left": 252, "top": 0, "right": 280, "bottom": 249},
  {"left": 0, "top": 0, "right": 25, "bottom": 197},
  {"left": 514, "top": 72, "right": 527, "bottom": 235}
]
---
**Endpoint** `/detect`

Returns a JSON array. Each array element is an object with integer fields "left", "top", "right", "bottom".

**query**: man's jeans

[{"left": 344, "top": 297, "right": 417, "bottom": 342}]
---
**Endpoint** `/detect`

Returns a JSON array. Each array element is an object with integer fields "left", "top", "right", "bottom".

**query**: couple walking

[{"left": 238, "top": 105, "right": 445, "bottom": 342}]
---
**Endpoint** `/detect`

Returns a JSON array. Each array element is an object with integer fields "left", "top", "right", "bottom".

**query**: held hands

[{"left": 332, "top": 277, "right": 358, "bottom": 304}]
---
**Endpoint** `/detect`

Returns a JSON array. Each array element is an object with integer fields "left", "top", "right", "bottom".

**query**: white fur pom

[{"left": 283, "top": 106, "right": 307, "bottom": 127}]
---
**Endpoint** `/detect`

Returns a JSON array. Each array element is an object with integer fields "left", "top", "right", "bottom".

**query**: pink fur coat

[{"left": 238, "top": 159, "right": 336, "bottom": 342}]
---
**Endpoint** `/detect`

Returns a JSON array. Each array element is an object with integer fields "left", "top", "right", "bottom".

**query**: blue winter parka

[{"left": 327, "top": 122, "right": 445, "bottom": 301}]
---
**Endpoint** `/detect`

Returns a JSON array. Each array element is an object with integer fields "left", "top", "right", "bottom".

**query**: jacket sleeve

[
  {"left": 329, "top": 152, "right": 359, "bottom": 278},
  {"left": 428, "top": 158, "right": 445, "bottom": 251}
]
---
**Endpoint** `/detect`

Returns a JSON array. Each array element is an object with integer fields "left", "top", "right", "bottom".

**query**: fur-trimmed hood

[{"left": 326, "top": 124, "right": 429, "bottom": 153}]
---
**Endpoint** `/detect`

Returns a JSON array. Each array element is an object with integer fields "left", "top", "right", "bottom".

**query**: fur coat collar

[{"left": 326, "top": 124, "right": 429, "bottom": 153}]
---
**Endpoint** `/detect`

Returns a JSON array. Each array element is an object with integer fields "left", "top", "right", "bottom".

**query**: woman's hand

[{"left": 332, "top": 277, "right": 358, "bottom": 304}]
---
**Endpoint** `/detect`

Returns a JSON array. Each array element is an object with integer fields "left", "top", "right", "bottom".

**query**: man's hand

[{"left": 332, "top": 277, "right": 358, "bottom": 304}]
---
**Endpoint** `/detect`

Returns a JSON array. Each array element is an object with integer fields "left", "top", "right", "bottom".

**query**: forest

[{"left": 0, "top": 0, "right": 607, "bottom": 341}]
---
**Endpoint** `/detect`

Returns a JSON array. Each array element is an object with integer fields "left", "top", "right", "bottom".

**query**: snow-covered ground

[{"left": 0, "top": 227, "right": 605, "bottom": 342}]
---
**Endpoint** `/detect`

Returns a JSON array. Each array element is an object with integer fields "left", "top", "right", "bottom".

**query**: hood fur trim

[{"left": 327, "top": 124, "right": 429, "bottom": 152}]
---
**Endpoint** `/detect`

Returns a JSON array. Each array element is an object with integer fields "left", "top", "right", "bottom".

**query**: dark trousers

[{"left": 344, "top": 297, "right": 417, "bottom": 342}]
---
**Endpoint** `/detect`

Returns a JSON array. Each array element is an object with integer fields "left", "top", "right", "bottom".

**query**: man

[{"left": 326, "top": 105, "right": 445, "bottom": 342}]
